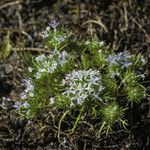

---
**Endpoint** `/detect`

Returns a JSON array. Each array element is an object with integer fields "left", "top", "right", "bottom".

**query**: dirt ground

[{"left": 0, "top": 0, "right": 150, "bottom": 149}]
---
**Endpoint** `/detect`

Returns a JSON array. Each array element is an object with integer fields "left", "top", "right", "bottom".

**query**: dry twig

[
  {"left": 83, "top": 17, "right": 109, "bottom": 33},
  {"left": 12, "top": 47, "right": 52, "bottom": 53},
  {"left": 0, "top": 0, "right": 22, "bottom": 9},
  {"left": 130, "top": 15, "right": 150, "bottom": 43}
]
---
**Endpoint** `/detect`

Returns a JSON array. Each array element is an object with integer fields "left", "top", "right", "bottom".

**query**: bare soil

[{"left": 0, "top": 0, "right": 150, "bottom": 149}]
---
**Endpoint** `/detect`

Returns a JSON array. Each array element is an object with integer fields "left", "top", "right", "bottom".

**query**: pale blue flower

[
  {"left": 48, "top": 20, "right": 60, "bottom": 29},
  {"left": 20, "top": 78, "right": 34, "bottom": 99},
  {"left": 13, "top": 101, "right": 22, "bottom": 110},
  {"left": 107, "top": 51, "right": 132, "bottom": 69},
  {"left": 13, "top": 101, "right": 30, "bottom": 110},
  {"left": 40, "top": 20, "right": 60, "bottom": 38},
  {"left": 58, "top": 51, "right": 68, "bottom": 66},
  {"left": 34, "top": 50, "right": 68, "bottom": 79},
  {"left": 62, "top": 69, "right": 104, "bottom": 105},
  {"left": 20, "top": 93, "right": 27, "bottom": 99}
]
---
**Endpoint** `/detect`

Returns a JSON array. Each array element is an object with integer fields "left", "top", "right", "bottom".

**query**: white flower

[
  {"left": 41, "top": 31, "right": 49, "bottom": 38},
  {"left": 49, "top": 97, "right": 55, "bottom": 104},
  {"left": 35, "top": 72, "right": 42, "bottom": 79},
  {"left": 48, "top": 61, "right": 58, "bottom": 73},
  {"left": 28, "top": 67, "right": 33, "bottom": 72},
  {"left": 141, "top": 58, "right": 145, "bottom": 63},
  {"left": 62, "top": 69, "right": 104, "bottom": 105},
  {"left": 99, "top": 41, "right": 104, "bottom": 46},
  {"left": 29, "top": 92, "right": 34, "bottom": 97},
  {"left": 46, "top": 26, "right": 50, "bottom": 31},
  {"left": 85, "top": 41, "right": 90, "bottom": 45},
  {"left": 39, "top": 68, "right": 47, "bottom": 73},
  {"left": 55, "top": 35, "right": 66, "bottom": 44}
]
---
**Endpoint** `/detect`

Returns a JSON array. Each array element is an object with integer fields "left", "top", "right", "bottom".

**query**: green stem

[
  {"left": 69, "top": 108, "right": 83, "bottom": 135},
  {"left": 57, "top": 110, "right": 70, "bottom": 143}
]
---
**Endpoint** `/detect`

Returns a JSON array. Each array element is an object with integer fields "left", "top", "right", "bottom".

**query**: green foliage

[
  {"left": 102, "top": 74, "right": 117, "bottom": 98},
  {"left": 126, "top": 85, "right": 145, "bottom": 105},
  {"left": 85, "top": 40, "right": 109, "bottom": 67},
  {"left": 100, "top": 102, "right": 127, "bottom": 134},
  {"left": 123, "top": 70, "right": 146, "bottom": 106},
  {"left": 13, "top": 21, "right": 147, "bottom": 136},
  {"left": 123, "top": 70, "right": 139, "bottom": 86}
]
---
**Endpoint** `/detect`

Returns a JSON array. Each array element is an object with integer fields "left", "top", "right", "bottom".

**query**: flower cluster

[
  {"left": 107, "top": 51, "right": 132, "bottom": 69},
  {"left": 49, "top": 20, "right": 60, "bottom": 30},
  {"left": 58, "top": 51, "right": 68, "bottom": 66},
  {"left": 62, "top": 69, "right": 104, "bottom": 105},
  {"left": 31, "top": 50, "right": 68, "bottom": 79},
  {"left": 13, "top": 101, "right": 30, "bottom": 110},
  {"left": 40, "top": 20, "right": 67, "bottom": 47},
  {"left": 41, "top": 20, "right": 60, "bottom": 38},
  {"left": 20, "top": 78, "right": 34, "bottom": 99}
]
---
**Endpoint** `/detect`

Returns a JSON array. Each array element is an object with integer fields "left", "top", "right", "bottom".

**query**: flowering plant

[{"left": 13, "top": 20, "right": 147, "bottom": 136}]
